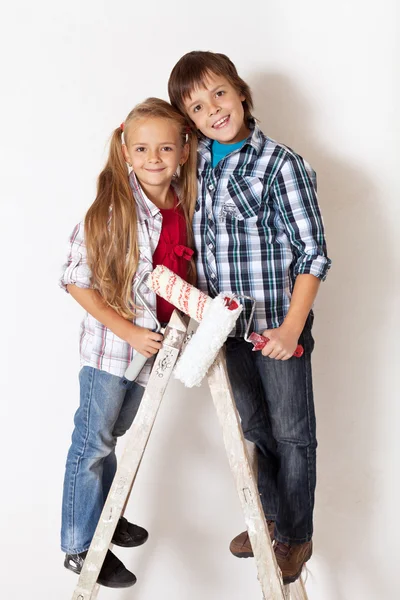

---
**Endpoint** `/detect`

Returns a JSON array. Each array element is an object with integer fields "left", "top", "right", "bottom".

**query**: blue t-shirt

[{"left": 211, "top": 139, "right": 246, "bottom": 168}]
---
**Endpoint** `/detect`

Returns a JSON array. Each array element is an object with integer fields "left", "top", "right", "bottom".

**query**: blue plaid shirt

[{"left": 193, "top": 123, "right": 331, "bottom": 336}]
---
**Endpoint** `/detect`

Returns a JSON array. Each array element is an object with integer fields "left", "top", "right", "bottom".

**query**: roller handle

[
  {"left": 248, "top": 332, "right": 304, "bottom": 358},
  {"left": 120, "top": 354, "right": 148, "bottom": 388}
]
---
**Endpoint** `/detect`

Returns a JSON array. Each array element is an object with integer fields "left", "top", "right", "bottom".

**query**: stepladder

[{"left": 70, "top": 311, "right": 308, "bottom": 600}]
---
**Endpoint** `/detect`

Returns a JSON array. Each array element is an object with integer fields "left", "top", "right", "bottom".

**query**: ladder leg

[
  {"left": 207, "top": 351, "right": 309, "bottom": 600},
  {"left": 71, "top": 310, "right": 188, "bottom": 600},
  {"left": 73, "top": 585, "right": 100, "bottom": 600},
  {"left": 288, "top": 576, "right": 309, "bottom": 600},
  {"left": 245, "top": 447, "right": 308, "bottom": 599},
  {"left": 207, "top": 351, "right": 286, "bottom": 600}
]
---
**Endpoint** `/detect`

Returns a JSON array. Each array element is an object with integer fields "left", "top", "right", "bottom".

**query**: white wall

[{"left": 1, "top": 1, "right": 399, "bottom": 598}]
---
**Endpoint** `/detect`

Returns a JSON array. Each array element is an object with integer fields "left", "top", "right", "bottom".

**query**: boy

[{"left": 168, "top": 51, "right": 331, "bottom": 584}]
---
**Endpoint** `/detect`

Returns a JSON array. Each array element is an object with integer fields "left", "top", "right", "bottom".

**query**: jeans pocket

[{"left": 300, "top": 311, "right": 315, "bottom": 354}]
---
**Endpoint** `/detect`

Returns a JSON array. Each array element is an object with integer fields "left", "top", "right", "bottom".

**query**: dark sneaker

[
  {"left": 64, "top": 549, "right": 137, "bottom": 588},
  {"left": 112, "top": 517, "right": 149, "bottom": 548},
  {"left": 229, "top": 521, "right": 275, "bottom": 558},
  {"left": 274, "top": 540, "right": 312, "bottom": 584}
]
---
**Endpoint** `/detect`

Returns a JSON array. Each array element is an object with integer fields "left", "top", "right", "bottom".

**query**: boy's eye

[
  {"left": 193, "top": 105, "right": 202, "bottom": 113},
  {"left": 216, "top": 90, "right": 225, "bottom": 97},
  {"left": 161, "top": 146, "right": 173, "bottom": 152}
]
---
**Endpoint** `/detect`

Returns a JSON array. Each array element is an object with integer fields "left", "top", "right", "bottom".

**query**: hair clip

[{"left": 120, "top": 122, "right": 125, "bottom": 131}]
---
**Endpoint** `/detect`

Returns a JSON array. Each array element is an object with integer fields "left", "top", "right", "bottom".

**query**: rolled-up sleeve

[
  {"left": 272, "top": 154, "right": 332, "bottom": 281},
  {"left": 59, "top": 221, "right": 93, "bottom": 292}
]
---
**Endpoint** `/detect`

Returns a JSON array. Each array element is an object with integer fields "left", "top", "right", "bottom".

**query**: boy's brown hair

[{"left": 168, "top": 51, "right": 254, "bottom": 126}]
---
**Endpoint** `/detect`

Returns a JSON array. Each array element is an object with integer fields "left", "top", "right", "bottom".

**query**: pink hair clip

[{"left": 120, "top": 122, "right": 125, "bottom": 131}]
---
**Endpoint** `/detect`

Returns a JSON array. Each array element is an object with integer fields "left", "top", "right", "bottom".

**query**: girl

[{"left": 60, "top": 98, "right": 197, "bottom": 588}]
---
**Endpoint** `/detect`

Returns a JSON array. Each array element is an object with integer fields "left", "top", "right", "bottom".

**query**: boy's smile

[{"left": 183, "top": 73, "right": 250, "bottom": 144}]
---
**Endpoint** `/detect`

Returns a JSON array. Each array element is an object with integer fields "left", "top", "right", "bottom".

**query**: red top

[{"left": 152, "top": 196, "right": 193, "bottom": 323}]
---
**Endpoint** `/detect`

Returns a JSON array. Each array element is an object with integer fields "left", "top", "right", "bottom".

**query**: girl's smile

[{"left": 122, "top": 117, "right": 189, "bottom": 206}]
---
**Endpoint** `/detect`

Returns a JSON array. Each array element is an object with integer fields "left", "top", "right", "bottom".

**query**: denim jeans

[
  {"left": 225, "top": 313, "right": 316, "bottom": 545},
  {"left": 61, "top": 367, "right": 144, "bottom": 554}
]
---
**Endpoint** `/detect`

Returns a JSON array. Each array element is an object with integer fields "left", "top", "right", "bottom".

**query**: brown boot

[
  {"left": 274, "top": 540, "right": 312, "bottom": 584},
  {"left": 229, "top": 521, "right": 275, "bottom": 558}
]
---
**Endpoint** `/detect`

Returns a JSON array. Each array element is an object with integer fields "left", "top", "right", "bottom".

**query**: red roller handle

[{"left": 248, "top": 332, "right": 304, "bottom": 358}]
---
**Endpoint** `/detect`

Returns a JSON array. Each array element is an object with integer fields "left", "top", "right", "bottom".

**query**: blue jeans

[
  {"left": 225, "top": 313, "right": 316, "bottom": 545},
  {"left": 61, "top": 367, "right": 144, "bottom": 554}
]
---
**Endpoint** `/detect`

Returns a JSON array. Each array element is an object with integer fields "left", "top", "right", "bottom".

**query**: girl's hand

[
  {"left": 127, "top": 325, "right": 163, "bottom": 358},
  {"left": 260, "top": 325, "right": 299, "bottom": 361}
]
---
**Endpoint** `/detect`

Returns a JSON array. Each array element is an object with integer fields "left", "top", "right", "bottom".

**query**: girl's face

[{"left": 123, "top": 117, "right": 189, "bottom": 191}]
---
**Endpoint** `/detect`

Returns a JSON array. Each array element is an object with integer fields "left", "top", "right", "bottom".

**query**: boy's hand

[
  {"left": 126, "top": 325, "right": 163, "bottom": 358},
  {"left": 260, "top": 325, "right": 299, "bottom": 361}
]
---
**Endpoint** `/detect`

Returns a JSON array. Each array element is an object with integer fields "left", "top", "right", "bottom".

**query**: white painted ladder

[{"left": 70, "top": 311, "right": 308, "bottom": 600}]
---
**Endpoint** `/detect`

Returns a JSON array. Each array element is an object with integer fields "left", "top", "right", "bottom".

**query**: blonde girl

[{"left": 60, "top": 98, "right": 197, "bottom": 588}]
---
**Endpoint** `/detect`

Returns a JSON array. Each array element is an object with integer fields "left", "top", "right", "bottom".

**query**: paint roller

[{"left": 146, "top": 265, "right": 303, "bottom": 388}]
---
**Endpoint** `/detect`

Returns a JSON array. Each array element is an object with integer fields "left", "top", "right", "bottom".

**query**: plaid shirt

[
  {"left": 194, "top": 123, "right": 331, "bottom": 337},
  {"left": 60, "top": 172, "right": 167, "bottom": 386}
]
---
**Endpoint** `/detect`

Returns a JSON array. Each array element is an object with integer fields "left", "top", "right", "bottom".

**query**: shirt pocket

[{"left": 221, "top": 175, "right": 263, "bottom": 222}]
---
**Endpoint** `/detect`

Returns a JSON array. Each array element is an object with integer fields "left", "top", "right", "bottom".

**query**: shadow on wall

[{"left": 249, "top": 72, "right": 394, "bottom": 597}]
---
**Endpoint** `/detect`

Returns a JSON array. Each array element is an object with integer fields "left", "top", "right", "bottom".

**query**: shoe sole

[
  {"left": 281, "top": 546, "right": 313, "bottom": 585},
  {"left": 230, "top": 550, "right": 254, "bottom": 558},
  {"left": 65, "top": 563, "right": 137, "bottom": 588},
  {"left": 112, "top": 533, "right": 149, "bottom": 548},
  {"left": 97, "top": 576, "right": 137, "bottom": 588}
]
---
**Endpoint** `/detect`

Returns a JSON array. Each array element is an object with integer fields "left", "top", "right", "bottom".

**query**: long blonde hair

[{"left": 84, "top": 98, "right": 198, "bottom": 320}]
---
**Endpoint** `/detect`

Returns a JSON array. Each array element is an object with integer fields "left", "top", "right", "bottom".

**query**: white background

[{"left": 1, "top": 1, "right": 399, "bottom": 599}]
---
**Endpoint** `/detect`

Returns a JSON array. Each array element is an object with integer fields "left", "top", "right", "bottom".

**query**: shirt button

[
  {"left": 208, "top": 184, "right": 214, "bottom": 191},
  {"left": 208, "top": 243, "right": 213, "bottom": 249},
  {"left": 211, "top": 273, "right": 216, "bottom": 279},
  {"left": 207, "top": 212, "right": 212, "bottom": 220}
]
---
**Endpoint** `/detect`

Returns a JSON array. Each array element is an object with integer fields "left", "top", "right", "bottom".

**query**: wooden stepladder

[{"left": 71, "top": 311, "right": 308, "bottom": 600}]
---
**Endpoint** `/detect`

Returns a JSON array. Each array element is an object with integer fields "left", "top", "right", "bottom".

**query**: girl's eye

[
  {"left": 193, "top": 105, "right": 202, "bottom": 113},
  {"left": 161, "top": 146, "right": 173, "bottom": 152},
  {"left": 135, "top": 147, "right": 146, "bottom": 152},
  {"left": 216, "top": 90, "right": 225, "bottom": 97}
]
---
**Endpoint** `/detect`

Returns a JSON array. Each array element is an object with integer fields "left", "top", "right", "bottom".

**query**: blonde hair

[{"left": 84, "top": 97, "right": 197, "bottom": 320}]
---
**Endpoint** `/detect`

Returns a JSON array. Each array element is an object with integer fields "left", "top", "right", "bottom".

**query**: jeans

[
  {"left": 225, "top": 313, "right": 316, "bottom": 545},
  {"left": 61, "top": 366, "right": 144, "bottom": 554}
]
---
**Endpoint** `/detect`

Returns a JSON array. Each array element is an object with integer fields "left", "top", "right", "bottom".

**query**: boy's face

[{"left": 183, "top": 73, "right": 250, "bottom": 144}]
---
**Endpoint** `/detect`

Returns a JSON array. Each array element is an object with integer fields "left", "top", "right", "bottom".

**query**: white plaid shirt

[
  {"left": 194, "top": 123, "right": 331, "bottom": 336},
  {"left": 60, "top": 172, "right": 167, "bottom": 386}
]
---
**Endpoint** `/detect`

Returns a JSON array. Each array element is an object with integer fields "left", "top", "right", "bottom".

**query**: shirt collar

[
  {"left": 198, "top": 119, "right": 265, "bottom": 163},
  {"left": 129, "top": 171, "right": 160, "bottom": 223},
  {"left": 128, "top": 172, "right": 180, "bottom": 222}
]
